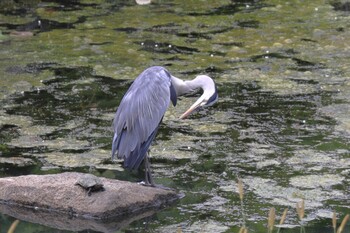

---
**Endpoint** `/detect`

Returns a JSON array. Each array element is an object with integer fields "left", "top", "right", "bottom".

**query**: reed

[
  {"left": 7, "top": 219, "right": 20, "bottom": 233},
  {"left": 268, "top": 207, "right": 276, "bottom": 232},
  {"left": 279, "top": 208, "right": 288, "bottom": 225},
  {"left": 276, "top": 208, "right": 288, "bottom": 233},
  {"left": 337, "top": 214, "right": 349, "bottom": 233},
  {"left": 296, "top": 199, "right": 305, "bottom": 221},
  {"left": 237, "top": 178, "right": 247, "bottom": 230},
  {"left": 332, "top": 211, "right": 337, "bottom": 233},
  {"left": 239, "top": 226, "right": 248, "bottom": 233},
  {"left": 237, "top": 178, "right": 244, "bottom": 201}
]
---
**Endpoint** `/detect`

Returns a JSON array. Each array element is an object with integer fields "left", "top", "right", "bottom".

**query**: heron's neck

[{"left": 171, "top": 75, "right": 198, "bottom": 96}]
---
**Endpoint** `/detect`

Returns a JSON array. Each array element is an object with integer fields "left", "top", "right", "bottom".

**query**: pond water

[{"left": 0, "top": 0, "right": 350, "bottom": 232}]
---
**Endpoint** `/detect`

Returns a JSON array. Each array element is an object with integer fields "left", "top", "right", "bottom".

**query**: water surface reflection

[{"left": 0, "top": 0, "right": 349, "bottom": 232}]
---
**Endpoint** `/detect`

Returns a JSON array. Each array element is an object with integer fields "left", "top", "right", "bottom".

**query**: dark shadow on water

[
  {"left": 249, "top": 52, "right": 326, "bottom": 72},
  {"left": 137, "top": 39, "right": 200, "bottom": 54},
  {"left": 187, "top": 0, "right": 273, "bottom": 16},
  {"left": 0, "top": 124, "right": 20, "bottom": 143},
  {"left": 331, "top": 0, "right": 350, "bottom": 12},
  {"left": 116, "top": 19, "right": 259, "bottom": 42},
  {"left": 0, "top": 0, "right": 98, "bottom": 16},
  {"left": 0, "top": 203, "right": 163, "bottom": 233},
  {"left": 0, "top": 17, "right": 86, "bottom": 34},
  {"left": 5, "top": 66, "right": 128, "bottom": 126},
  {"left": 6, "top": 62, "right": 58, "bottom": 75}
]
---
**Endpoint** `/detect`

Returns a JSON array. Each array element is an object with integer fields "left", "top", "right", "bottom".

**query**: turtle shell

[{"left": 75, "top": 174, "right": 104, "bottom": 191}]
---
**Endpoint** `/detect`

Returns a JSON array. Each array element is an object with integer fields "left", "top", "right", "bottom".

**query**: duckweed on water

[{"left": 0, "top": 0, "right": 349, "bottom": 232}]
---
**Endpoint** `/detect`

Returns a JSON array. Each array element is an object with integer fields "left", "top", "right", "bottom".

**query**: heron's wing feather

[
  {"left": 124, "top": 125, "right": 159, "bottom": 169},
  {"left": 170, "top": 82, "right": 177, "bottom": 106},
  {"left": 112, "top": 67, "right": 173, "bottom": 170}
]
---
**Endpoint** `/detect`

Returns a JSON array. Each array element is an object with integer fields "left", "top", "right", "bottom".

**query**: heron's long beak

[
  {"left": 179, "top": 101, "right": 202, "bottom": 119},
  {"left": 179, "top": 104, "right": 200, "bottom": 119}
]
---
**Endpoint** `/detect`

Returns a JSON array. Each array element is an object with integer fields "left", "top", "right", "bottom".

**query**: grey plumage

[
  {"left": 111, "top": 66, "right": 217, "bottom": 185},
  {"left": 112, "top": 66, "right": 176, "bottom": 170}
]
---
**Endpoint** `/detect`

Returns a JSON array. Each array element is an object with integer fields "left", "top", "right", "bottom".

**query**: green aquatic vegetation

[{"left": 0, "top": 0, "right": 349, "bottom": 232}]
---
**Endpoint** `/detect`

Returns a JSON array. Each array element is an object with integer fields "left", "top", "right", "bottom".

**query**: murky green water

[{"left": 1, "top": 0, "right": 350, "bottom": 232}]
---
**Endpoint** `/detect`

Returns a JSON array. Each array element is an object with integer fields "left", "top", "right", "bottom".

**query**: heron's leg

[
  {"left": 144, "top": 158, "right": 150, "bottom": 185},
  {"left": 144, "top": 152, "right": 155, "bottom": 186},
  {"left": 143, "top": 153, "right": 175, "bottom": 190}
]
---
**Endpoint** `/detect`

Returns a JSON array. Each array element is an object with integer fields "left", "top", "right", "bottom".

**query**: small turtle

[{"left": 75, "top": 174, "right": 104, "bottom": 196}]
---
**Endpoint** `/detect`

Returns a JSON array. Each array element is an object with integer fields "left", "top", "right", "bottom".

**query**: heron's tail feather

[
  {"left": 123, "top": 127, "right": 159, "bottom": 170},
  {"left": 111, "top": 133, "right": 119, "bottom": 160}
]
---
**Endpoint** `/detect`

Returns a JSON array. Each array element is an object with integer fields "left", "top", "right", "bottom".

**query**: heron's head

[{"left": 179, "top": 75, "right": 218, "bottom": 119}]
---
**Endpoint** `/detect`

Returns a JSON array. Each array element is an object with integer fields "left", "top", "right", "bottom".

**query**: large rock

[{"left": 0, "top": 172, "right": 179, "bottom": 221}]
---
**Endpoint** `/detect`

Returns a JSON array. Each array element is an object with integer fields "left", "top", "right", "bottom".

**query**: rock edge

[{"left": 0, "top": 172, "right": 179, "bottom": 219}]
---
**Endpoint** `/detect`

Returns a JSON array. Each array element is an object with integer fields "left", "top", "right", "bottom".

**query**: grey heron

[{"left": 112, "top": 66, "right": 218, "bottom": 186}]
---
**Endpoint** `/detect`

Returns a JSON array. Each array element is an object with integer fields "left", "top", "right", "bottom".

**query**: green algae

[
  {"left": 33, "top": 151, "right": 108, "bottom": 168},
  {"left": 290, "top": 174, "right": 344, "bottom": 189},
  {"left": 0, "top": 0, "right": 350, "bottom": 232},
  {"left": 9, "top": 135, "right": 90, "bottom": 150},
  {"left": 0, "top": 157, "right": 35, "bottom": 167},
  {"left": 243, "top": 176, "right": 345, "bottom": 208},
  {"left": 319, "top": 104, "right": 350, "bottom": 137}
]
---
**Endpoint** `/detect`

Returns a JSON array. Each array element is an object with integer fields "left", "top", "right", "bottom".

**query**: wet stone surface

[
  {"left": 0, "top": 172, "right": 180, "bottom": 233},
  {"left": 0, "top": 0, "right": 350, "bottom": 232}
]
